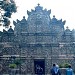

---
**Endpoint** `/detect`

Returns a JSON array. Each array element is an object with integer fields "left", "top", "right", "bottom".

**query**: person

[
  {"left": 51, "top": 64, "right": 61, "bottom": 75},
  {"left": 66, "top": 65, "right": 74, "bottom": 75}
]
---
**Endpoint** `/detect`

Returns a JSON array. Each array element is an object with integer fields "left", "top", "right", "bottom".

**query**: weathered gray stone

[{"left": 0, "top": 4, "right": 75, "bottom": 74}]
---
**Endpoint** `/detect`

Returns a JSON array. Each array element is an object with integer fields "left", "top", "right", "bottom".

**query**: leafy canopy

[{"left": 0, "top": 0, "right": 17, "bottom": 28}]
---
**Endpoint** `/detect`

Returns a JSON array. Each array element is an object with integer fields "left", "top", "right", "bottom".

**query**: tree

[{"left": 0, "top": 0, "right": 17, "bottom": 28}]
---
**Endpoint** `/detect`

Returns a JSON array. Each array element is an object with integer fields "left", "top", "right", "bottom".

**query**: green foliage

[
  {"left": 9, "top": 63, "right": 17, "bottom": 68},
  {"left": 14, "top": 59, "right": 21, "bottom": 65},
  {"left": 59, "top": 63, "right": 70, "bottom": 68},
  {"left": 0, "top": 0, "right": 17, "bottom": 27},
  {"left": 63, "top": 63, "right": 70, "bottom": 68},
  {"left": 59, "top": 64, "right": 63, "bottom": 68}
]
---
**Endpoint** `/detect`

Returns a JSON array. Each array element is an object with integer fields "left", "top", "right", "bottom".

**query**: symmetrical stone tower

[{"left": 14, "top": 4, "right": 67, "bottom": 44}]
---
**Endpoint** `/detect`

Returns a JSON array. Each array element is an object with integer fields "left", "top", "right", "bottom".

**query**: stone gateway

[{"left": 0, "top": 4, "right": 75, "bottom": 74}]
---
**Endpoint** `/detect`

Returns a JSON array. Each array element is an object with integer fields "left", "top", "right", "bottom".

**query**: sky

[{"left": 0, "top": 0, "right": 75, "bottom": 31}]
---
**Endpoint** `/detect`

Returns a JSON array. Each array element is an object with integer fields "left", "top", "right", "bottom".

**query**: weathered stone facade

[{"left": 0, "top": 4, "right": 75, "bottom": 74}]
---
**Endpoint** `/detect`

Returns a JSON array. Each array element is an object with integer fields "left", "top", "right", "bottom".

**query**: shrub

[
  {"left": 9, "top": 64, "right": 17, "bottom": 68},
  {"left": 59, "top": 63, "right": 70, "bottom": 68},
  {"left": 59, "top": 64, "right": 63, "bottom": 68},
  {"left": 63, "top": 63, "right": 70, "bottom": 68}
]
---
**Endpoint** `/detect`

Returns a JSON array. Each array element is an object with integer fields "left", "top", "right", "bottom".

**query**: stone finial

[
  {"left": 66, "top": 26, "right": 69, "bottom": 29},
  {"left": 17, "top": 19, "right": 20, "bottom": 23},
  {"left": 62, "top": 20, "right": 66, "bottom": 25},
  {"left": 10, "top": 26, "right": 12, "bottom": 28},
  {"left": 23, "top": 16, "right": 25, "bottom": 19},
  {"left": 37, "top": 3, "right": 40, "bottom": 6},
  {"left": 35, "top": 4, "right": 43, "bottom": 11},
  {"left": 27, "top": 10, "right": 31, "bottom": 15},
  {"left": 13, "top": 21, "right": 16, "bottom": 26},
  {"left": 53, "top": 15, "right": 55, "bottom": 18},
  {"left": 48, "top": 9, "right": 51, "bottom": 15}
]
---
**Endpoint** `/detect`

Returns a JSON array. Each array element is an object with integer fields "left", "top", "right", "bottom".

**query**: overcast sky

[{"left": 0, "top": 0, "right": 75, "bottom": 31}]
